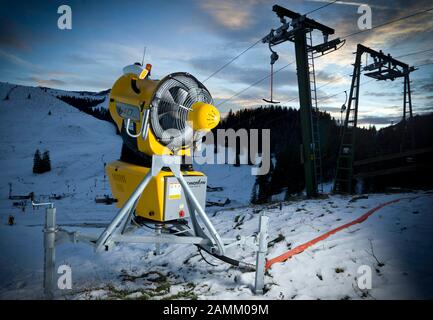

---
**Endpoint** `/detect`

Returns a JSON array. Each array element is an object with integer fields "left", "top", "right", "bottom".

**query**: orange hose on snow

[{"left": 265, "top": 198, "right": 402, "bottom": 270}]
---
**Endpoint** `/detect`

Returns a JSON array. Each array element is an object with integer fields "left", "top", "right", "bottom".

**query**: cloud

[
  {"left": 364, "top": 91, "right": 396, "bottom": 97},
  {"left": 1, "top": 0, "right": 432, "bottom": 113},
  {"left": 199, "top": 0, "right": 256, "bottom": 30},
  {"left": 67, "top": 54, "right": 100, "bottom": 65},
  {"left": 194, "top": 0, "right": 280, "bottom": 43},
  {"left": 16, "top": 76, "right": 67, "bottom": 87},
  {"left": 310, "top": 0, "right": 388, "bottom": 9},
  {"left": 189, "top": 53, "right": 298, "bottom": 86},
  {"left": 358, "top": 115, "right": 401, "bottom": 125},
  {"left": 315, "top": 70, "right": 351, "bottom": 86},
  {"left": 321, "top": 106, "right": 345, "bottom": 112},
  {"left": 310, "top": 0, "right": 433, "bottom": 69},
  {"left": 37, "top": 79, "right": 67, "bottom": 87},
  {"left": 417, "top": 106, "right": 433, "bottom": 111},
  {"left": 0, "top": 49, "right": 34, "bottom": 69},
  {"left": 0, "top": 19, "right": 30, "bottom": 50},
  {"left": 420, "top": 83, "right": 433, "bottom": 92},
  {"left": 14, "top": 73, "right": 113, "bottom": 91},
  {"left": 411, "top": 74, "right": 433, "bottom": 96}
]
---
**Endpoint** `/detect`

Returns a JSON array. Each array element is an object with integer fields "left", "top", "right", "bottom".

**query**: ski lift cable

[
  {"left": 202, "top": 1, "right": 339, "bottom": 84},
  {"left": 341, "top": 6, "right": 433, "bottom": 40},
  {"left": 217, "top": 58, "right": 429, "bottom": 129},
  {"left": 219, "top": 42, "right": 432, "bottom": 111},
  {"left": 315, "top": 46, "right": 433, "bottom": 89},
  {"left": 217, "top": 61, "right": 296, "bottom": 107},
  {"left": 215, "top": 7, "right": 433, "bottom": 115},
  {"left": 259, "top": 78, "right": 375, "bottom": 127},
  {"left": 223, "top": 54, "right": 429, "bottom": 137},
  {"left": 202, "top": 39, "right": 262, "bottom": 83},
  {"left": 220, "top": 62, "right": 425, "bottom": 130},
  {"left": 415, "top": 62, "right": 433, "bottom": 68},
  {"left": 283, "top": 46, "right": 433, "bottom": 105},
  {"left": 395, "top": 48, "right": 433, "bottom": 59},
  {"left": 317, "top": 60, "right": 430, "bottom": 103},
  {"left": 305, "top": 0, "right": 338, "bottom": 15}
]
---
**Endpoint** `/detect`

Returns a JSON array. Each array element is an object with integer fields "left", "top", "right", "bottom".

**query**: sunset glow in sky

[{"left": 0, "top": 0, "right": 432, "bottom": 127}]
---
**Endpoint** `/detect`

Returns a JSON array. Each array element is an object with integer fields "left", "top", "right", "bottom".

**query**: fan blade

[
  {"left": 158, "top": 110, "right": 183, "bottom": 126},
  {"left": 158, "top": 110, "right": 179, "bottom": 119},
  {"left": 156, "top": 98, "right": 192, "bottom": 112},
  {"left": 160, "top": 89, "right": 175, "bottom": 104},
  {"left": 170, "top": 86, "right": 189, "bottom": 106}
]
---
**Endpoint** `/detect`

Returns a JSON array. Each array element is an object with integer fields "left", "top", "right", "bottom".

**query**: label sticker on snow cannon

[
  {"left": 116, "top": 102, "right": 141, "bottom": 122},
  {"left": 168, "top": 182, "right": 181, "bottom": 200}
]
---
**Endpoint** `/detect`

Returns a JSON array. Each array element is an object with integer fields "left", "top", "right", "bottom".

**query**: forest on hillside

[
  {"left": 214, "top": 106, "right": 433, "bottom": 203},
  {"left": 56, "top": 95, "right": 113, "bottom": 123},
  {"left": 57, "top": 93, "right": 433, "bottom": 203}
]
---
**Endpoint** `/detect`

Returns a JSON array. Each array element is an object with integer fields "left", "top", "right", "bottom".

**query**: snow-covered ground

[{"left": 1, "top": 82, "right": 433, "bottom": 300}]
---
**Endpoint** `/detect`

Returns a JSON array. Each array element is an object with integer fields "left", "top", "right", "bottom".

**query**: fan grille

[{"left": 150, "top": 73, "right": 213, "bottom": 151}]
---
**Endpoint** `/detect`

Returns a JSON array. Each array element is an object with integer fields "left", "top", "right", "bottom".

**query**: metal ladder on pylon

[
  {"left": 400, "top": 73, "right": 415, "bottom": 152},
  {"left": 333, "top": 51, "right": 362, "bottom": 194},
  {"left": 307, "top": 31, "right": 323, "bottom": 193}
]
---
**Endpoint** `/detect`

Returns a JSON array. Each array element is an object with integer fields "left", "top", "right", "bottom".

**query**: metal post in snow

[
  {"left": 254, "top": 213, "right": 269, "bottom": 295},
  {"left": 155, "top": 224, "right": 162, "bottom": 255},
  {"left": 43, "top": 205, "right": 56, "bottom": 299}
]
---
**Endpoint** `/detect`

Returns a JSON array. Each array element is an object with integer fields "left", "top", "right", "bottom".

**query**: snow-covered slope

[
  {"left": 0, "top": 82, "right": 120, "bottom": 213},
  {"left": 0, "top": 82, "right": 433, "bottom": 300},
  {"left": 44, "top": 86, "right": 110, "bottom": 110},
  {"left": 44, "top": 86, "right": 109, "bottom": 100},
  {"left": 0, "top": 82, "right": 122, "bottom": 297},
  {"left": 0, "top": 82, "right": 256, "bottom": 299}
]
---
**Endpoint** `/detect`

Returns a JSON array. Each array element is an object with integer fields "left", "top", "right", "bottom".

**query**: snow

[
  {"left": 1, "top": 82, "right": 433, "bottom": 300},
  {"left": 45, "top": 87, "right": 110, "bottom": 111},
  {"left": 45, "top": 87, "right": 108, "bottom": 101},
  {"left": 265, "top": 194, "right": 433, "bottom": 300}
]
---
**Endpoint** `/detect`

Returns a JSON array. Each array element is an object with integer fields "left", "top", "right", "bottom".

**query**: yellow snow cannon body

[{"left": 106, "top": 67, "right": 219, "bottom": 223}]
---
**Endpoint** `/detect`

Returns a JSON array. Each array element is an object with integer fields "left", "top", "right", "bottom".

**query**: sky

[{"left": 0, "top": 0, "right": 432, "bottom": 127}]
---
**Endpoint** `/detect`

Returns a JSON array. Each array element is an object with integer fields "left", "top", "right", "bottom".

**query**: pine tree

[
  {"left": 255, "top": 174, "right": 269, "bottom": 204},
  {"left": 250, "top": 183, "right": 258, "bottom": 204},
  {"left": 33, "top": 149, "right": 51, "bottom": 174},
  {"left": 253, "top": 161, "right": 274, "bottom": 204},
  {"left": 33, "top": 149, "right": 42, "bottom": 173},
  {"left": 42, "top": 151, "right": 51, "bottom": 173}
]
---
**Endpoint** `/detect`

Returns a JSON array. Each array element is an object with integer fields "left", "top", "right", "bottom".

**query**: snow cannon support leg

[
  {"left": 43, "top": 205, "right": 57, "bottom": 299},
  {"left": 254, "top": 213, "right": 269, "bottom": 295}
]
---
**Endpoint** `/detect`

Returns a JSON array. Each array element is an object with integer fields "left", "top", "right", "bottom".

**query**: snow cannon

[
  {"left": 40, "top": 65, "right": 269, "bottom": 293},
  {"left": 106, "top": 65, "right": 220, "bottom": 223}
]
